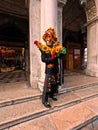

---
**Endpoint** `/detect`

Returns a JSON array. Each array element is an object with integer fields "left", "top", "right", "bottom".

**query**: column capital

[{"left": 57, "top": 0, "right": 67, "bottom": 7}]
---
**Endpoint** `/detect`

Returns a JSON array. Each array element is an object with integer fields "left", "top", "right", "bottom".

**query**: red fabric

[
  {"left": 48, "top": 83, "right": 51, "bottom": 88},
  {"left": 34, "top": 40, "right": 38, "bottom": 45},
  {"left": 52, "top": 50, "right": 56, "bottom": 60}
]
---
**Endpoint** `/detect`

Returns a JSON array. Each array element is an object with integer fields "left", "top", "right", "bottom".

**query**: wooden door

[{"left": 68, "top": 54, "right": 73, "bottom": 69}]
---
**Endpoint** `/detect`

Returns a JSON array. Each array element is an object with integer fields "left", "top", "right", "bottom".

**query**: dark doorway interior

[
  {"left": 0, "top": 13, "right": 29, "bottom": 83},
  {"left": 62, "top": 0, "right": 87, "bottom": 71}
]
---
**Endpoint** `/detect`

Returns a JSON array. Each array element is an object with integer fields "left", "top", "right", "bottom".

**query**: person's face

[
  {"left": 46, "top": 40, "right": 52, "bottom": 46},
  {"left": 46, "top": 34, "right": 53, "bottom": 47}
]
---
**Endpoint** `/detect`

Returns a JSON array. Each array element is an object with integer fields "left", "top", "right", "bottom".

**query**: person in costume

[{"left": 34, "top": 28, "right": 66, "bottom": 108}]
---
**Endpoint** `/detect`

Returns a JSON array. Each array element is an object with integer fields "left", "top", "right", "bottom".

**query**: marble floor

[{"left": 0, "top": 70, "right": 26, "bottom": 84}]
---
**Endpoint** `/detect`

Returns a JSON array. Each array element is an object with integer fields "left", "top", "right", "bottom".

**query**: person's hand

[
  {"left": 34, "top": 40, "right": 39, "bottom": 45},
  {"left": 52, "top": 50, "right": 56, "bottom": 60}
]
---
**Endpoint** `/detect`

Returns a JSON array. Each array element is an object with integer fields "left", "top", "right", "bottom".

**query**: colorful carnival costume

[{"left": 34, "top": 28, "right": 66, "bottom": 108}]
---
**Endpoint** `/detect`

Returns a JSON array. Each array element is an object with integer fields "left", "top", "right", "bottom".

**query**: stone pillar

[
  {"left": 57, "top": 0, "right": 67, "bottom": 87},
  {"left": 85, "top": 0, "right": 98, "bottom": 77},
  {"left": 38, "top": 0, "right": 58, "bottom": 92},
  {"left": 41, "top": 0, "right": 58, "bottom": 33},
  {"left": 25, "top": 47, "right": 30, "bottom": 82},
  {"left": 29, "top": 0, "right": 41, "bottom": 88},
  {"left": 57, "top": 0, "right": 67, "bottom": 43},
  {"left": 86, "top": 19, "right": 98, "bottom": 77}
]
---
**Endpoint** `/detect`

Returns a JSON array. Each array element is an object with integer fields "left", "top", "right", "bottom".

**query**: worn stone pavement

[
  {"left": 0, "top": 70, "right": 98, "bottom": 102},
  {"left": 6, "top": 97, "right": 98, "bottom": 130},
  {"left": 0, "top": 70, "right": 98, "bottom": 130}
]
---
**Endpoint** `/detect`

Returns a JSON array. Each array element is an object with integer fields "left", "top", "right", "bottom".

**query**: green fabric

[
  {"left": 62, "top": 47, "right": 66, "bottom": 54},
  {"left": 57, "top": 47, "right": 66, "bottom": 57}
]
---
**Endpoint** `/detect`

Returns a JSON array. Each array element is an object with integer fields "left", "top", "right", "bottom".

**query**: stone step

[
  {"left": 1, "top": 82, "right": 98, "bottom": 108},
  {"left": 0, "top": 84, "right": 98, "bottom": 130},
  {"left": 60, "top": 82, "right": 98, "bottom": 93},
  {"left": 0, "top": 94, "right": 41, "bottom": 108},
  {"left": 6, "top": 97, "right": 98, "bottom": 130},
  {"left": 0, "top": 84, "right": 41, "bottom": 108}
]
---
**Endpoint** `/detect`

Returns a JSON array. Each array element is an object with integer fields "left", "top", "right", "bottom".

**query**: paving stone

[
  {"left": 0, "top": 82, "right": 41, "bottom": 103},
  {"left": 7, "top": 97, "right": 98, "bottom": 130},
  {"left": 50, "top": 92, "right": 80, "bottom": 107},
  {"left": 74, "top": 85, "right": 98, "bottom": 99},
  {"left": 86, "top": 97, "right": 98, "bottom": 114},
  {"left": 50, "top": 102, "right": 96, "bottom": 130},
  {"left": 0, "top": 70, "right": 26, "bottom": 84},
  {"left": 80, "top": 123, "right": 94, "bottom": 130},
  {"left": 0, "top": 99, "right": 46, "bottom": 125},
  {"left": 8, "top": 116, "right": 57, "bottom": 130}
]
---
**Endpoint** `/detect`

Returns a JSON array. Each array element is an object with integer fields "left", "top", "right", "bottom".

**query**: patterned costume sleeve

[{"left": 41, "top": 51, "right": 54, "bottom": 64}]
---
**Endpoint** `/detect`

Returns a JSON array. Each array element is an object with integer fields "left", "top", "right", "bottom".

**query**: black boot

[
  {"left": 51, "top": 97, "right": 57, "bottom": 101},
  {"left": 42, "top": 92, "right": 51, "bottom": 108},
  {"left": 49, "top": 95, "right": 57, "bottom": 101},
  {"left": 44, "top": 102, "right": 51, "bottom": 108}
]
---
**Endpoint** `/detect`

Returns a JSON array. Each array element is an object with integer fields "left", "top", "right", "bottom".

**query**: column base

[
  {"left": 85, "top": 68, "right": 98, "bottom": 77},
  {"left": 30, "top": 75, "right": 39, "bottom": 88},
  {"left": 38, "top": 77, "right": 44, "bottom": 92}
]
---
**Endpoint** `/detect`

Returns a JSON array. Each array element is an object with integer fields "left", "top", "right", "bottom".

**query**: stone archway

[
  {"left": 86, "top": 0, "right": 96, "bottom": 22},
  {"left": 62, "top": 0, "right": 87, "bottom": 71},
  {"left": 61, "top": 0, "right": 98, "bottom": 77},
  {"left": 85, "top": 0, "right": 98, "bottom": 77}
]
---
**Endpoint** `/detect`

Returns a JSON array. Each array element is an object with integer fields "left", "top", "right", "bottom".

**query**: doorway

[
  {"left": 0, "top": 19, "right": 29, "bottom": 84},
  {"left": 62, "top": 0, "right": 87, "bottom": 72}
]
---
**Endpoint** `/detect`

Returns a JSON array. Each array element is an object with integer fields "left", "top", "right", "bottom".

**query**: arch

[
  {"left": 86, "top": 0, "right": 97, "bottom": 22},
  {"left": 62, "top": 0, "right": 87, "bottom": 32},
  {"left": 62, "top": 0, "right": 87, "bottom": 70},
  {"left": 62, "top": 0, "right": 97, "bottom": 22}
]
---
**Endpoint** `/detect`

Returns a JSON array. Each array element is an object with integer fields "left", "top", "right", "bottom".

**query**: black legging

[{"left": 42, "top": 75, "right": 58, "bottom": 104}]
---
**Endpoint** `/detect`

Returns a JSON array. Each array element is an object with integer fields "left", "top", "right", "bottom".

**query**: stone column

[
  {"left": 38, "top": 0, "right": 58, "bottom": 92},
  {"left": 57, "top": 0, "right": 67, "bottom": 43},
  {"left": 57, "top": 0, "right": 67, "bottom": 87},
  {"left": 41, "top": 0, "right": 58, "bottom": 33},
  {"left": 85, "top": 0, "right": 98, "bottom": 77},
  {"left": 86, "top": 19, "right": 98, "bottom": 77},
  {"left": 25, "top": 47, "right": 30, "bottom": 82},
  {"left": 29, "top": 0, "right": 41, "bottom": 88}
]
